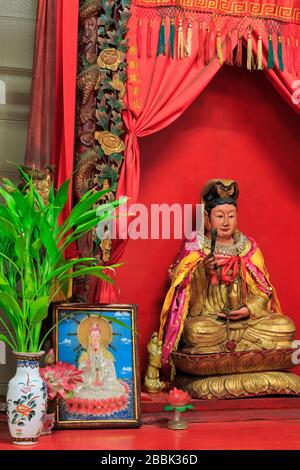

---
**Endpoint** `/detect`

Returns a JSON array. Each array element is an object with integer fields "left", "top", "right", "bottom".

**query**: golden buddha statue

[
  {"left": 144, "top": 332, "right": 163, "bottom": 393},
  {"left": 158, "top": 179, "right": 300, "bottom": 399}
]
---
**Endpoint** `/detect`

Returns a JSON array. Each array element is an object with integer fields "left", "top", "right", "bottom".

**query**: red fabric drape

[
  {"left": 25, "top": 0, "right": 79, "bottom": 221},
  {"left": 95, "top": 14, "right": 235, "bottom": 302},
  {"left": 25, "top": 0, "right": 56, "bottom": 169},
  {"left": 249, "top": 31, "right": 300, "bottom": 116},
  {"left": 95, "top": 10, "right": 300, "bottom": 302},
  {"left": 52, "top": 0, "right": 79, "bottom": 221}
]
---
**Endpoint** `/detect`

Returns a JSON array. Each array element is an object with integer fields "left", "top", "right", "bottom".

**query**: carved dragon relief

[{"left": 74, "top": 0, "right": 130, "bottom": 300}]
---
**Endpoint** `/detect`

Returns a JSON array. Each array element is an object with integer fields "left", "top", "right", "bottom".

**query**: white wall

[{"left": 0, "top": 0, "right": 37, "bottom": 399}]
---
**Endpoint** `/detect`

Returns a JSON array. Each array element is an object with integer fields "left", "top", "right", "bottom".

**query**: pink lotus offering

[
  {"left": 164, "top": 387, "right": 193, "bottom": 430},
  {"left": 40, "top": 361, "right": 83, "bottom": 400},
  {"left": 39, "top": 358, "right": 83, "bottom": 435},
  {"left": 166, "top": 387, "right": 190, "bottom": 408}
]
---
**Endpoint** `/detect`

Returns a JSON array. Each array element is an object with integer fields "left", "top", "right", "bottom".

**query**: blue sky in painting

[{"left": 57, "top": 309, "right": 133, "bottom": 380}]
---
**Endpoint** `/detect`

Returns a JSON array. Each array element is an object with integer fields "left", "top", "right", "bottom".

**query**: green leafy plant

[{"left": 0, "top": 168, "right": 125, "bottom": 353}]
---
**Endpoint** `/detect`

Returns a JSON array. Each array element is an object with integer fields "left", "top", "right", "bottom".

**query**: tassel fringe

[
  {"left": 205, "top": 27, "right": 211, "bottom": 64},
  {"left": 267, "top": 33, "right": 274, "bottom": 69},
  {"left": 216, "top": 31, "right": 223, "bottom": 65},
  {"left": 257, "top": 35, "right": 263, "bottom": 70},
  {"left": 198, "top": 23, "right": 203, "bottom": 61},
  {"left": 157, "top": 17, "right": 166, "bottom": 56},
  {"left": 277, "top": 34, "right": 284, "bottom": 71},
  {"left": 236, "top": 33, "right": 243, "bottom": 67},
  {"left": 177, "top": 19, "right": 184, "bottom": 59},
  {"left": 226, "top": 31, "right": 233, "bottom": 65},
  {"left": 147, "top": 19, "right": 153, "bottom": 58},
  {"left": 286, "top": 36, "right": 292, "bottom": 73},
  {"left": 185, "top": 22, "right": 193, "bottom": 57},
  {"left": 169, "top": 18, "right": 175, "bottom": 58},
  {"left": 247, "top": 32, "right": 252, "bottom": 70},
  {"left": 137, "top": 19, "right": 142, "bottom": 58},
  {"left": 136, "top": 16, "right": 291, "bottom": 74}
]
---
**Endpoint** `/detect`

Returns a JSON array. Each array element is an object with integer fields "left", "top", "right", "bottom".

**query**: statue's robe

[{"left": 158, "top": 232, "right": 295, "bottom": 378}]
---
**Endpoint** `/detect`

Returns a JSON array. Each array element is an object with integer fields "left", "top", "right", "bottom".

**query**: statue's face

[
  {"left": 206, "top": 204, "right": 237, "bottom": 239},
  {"left": 90, "top": 330, "right": 101, "bottom": 350}
]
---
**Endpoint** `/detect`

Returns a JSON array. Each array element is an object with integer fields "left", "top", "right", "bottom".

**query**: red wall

[{"left": 117, "top": 65, "right": 300, "bottom": 374}]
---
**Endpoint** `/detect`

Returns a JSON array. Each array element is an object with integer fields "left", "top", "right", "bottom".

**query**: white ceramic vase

[{"left": 6, "top": 351, "right": 47, "bottom": 445}]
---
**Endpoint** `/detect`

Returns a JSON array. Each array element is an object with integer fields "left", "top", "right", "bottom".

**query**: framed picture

[{"left": 53, "top": 303, "right": 141, "bottom": 428}]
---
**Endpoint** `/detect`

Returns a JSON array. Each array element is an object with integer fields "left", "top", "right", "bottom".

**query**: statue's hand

[
  {"left": 203, "top": 254, "right": 217, "bottom": 275},
  {"left": 218, "top": 307, "right": 250, "bottom": 321}
]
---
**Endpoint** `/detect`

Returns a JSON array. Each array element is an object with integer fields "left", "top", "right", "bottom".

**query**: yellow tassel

[
  {"left": 177, "top": 19, "right": 184, "bottom": 59},
  {"left": 247, "top": 31, "right": 252, "bottom": 71},
  {"left": 216, "top": 31, "right": 223, "bottom": 65},
  {"left": 185, "top": 21, "right": 193, "bottom": 57},
  {"left": 257, "top": 34, "right": 263, "bottom": 70}
]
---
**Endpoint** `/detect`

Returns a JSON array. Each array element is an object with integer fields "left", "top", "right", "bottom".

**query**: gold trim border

[
  {"left": 135, "top": 0, "right": 300, "bottom": 24},
  {"left": 53, "top": 303, "right": 141, "bottom": 428}
]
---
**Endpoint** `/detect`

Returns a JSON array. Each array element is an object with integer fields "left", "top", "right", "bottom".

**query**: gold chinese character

[
  {"left": 132, "top": 87, "right": 140, "bottom": 96},
  {"left": 128, "top": 60, "right": 139, "bottom": 69},
  {"left": 129, "top": 73, "right": 140, "bottom": 83},
  {"left": 129, "top": 46, "right": 137, "bottom": 55},
  {"left": 133, "top": 99, "right": 141, "bottom": 109}
]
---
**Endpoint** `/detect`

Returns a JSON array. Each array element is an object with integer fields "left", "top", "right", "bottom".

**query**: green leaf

[
  {"left": 43, "top": 258, "right": 96, "bottom": 284},
  {"left": 60, "top": 267, "right": 114, "bottom": 284},
  {"left": 54, "top": 180, "right": 70, "bottom": 217},
  {"left": 0, "top": 291, "right": 22, "bottom": 331},
  {"left": 0, "top": 274, "right": 11, "bottom": 290},
  {"left": 48, "top": 185, "right": 55, "bottom": 205},
  {"left": 109, "top": 153, "right": 123, "bottom": 164},
  {"left": 58, "top": 190, "right": 111, "bottom": 237},
  {"left": 185, "top": 404, "right": 194, "bottom": 410},
  {"left": 0, "top": 205, "right": 20, "bottom": 230},
  {"left": 15, "top": 234, "right": 26, "bottom": 266},
  {"left": 32, "top": 237, "right": 43, "bottom": 253},
  {"left": 164, "top": 405, "right": 174, "bottom": 411},
  {"left": 0, "top": 187, "right": 17, "bottom": 212},
  {"left": 0, "top": 333, "right": 15, "bottom": 351},
  {"left": 29, "top": 296, "right": 49, "bottom": 326},
  {"left": 37, "top": 217, "right": 60, "bottom": 263},
  {"left": 175, "top": 406, "right": 188, "bottom": 413},
  {"left": 100, "top": 314, "right": 131, "bottom": 330},
  {"left": 0, "top": 216, "right": 17, "bottom": 240},
  {"left": 111, "top": 124, "right": 124, "bottom": 137}
]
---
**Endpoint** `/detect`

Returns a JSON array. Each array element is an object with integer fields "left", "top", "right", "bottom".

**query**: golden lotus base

[
  {"left": 171, "top": 348, "right": 297, "bottom": 376},
  {"left": 175, "top": 371, "right": 300, "bottom": 400}
]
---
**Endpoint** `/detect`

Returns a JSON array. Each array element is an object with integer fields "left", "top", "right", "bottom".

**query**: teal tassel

[
  {"left": 157, "top": 17, "right": 166, "bottom": 56},
  {"left": 267, "top": 34, "right": 274, "bottom": 69},
  {"left": 169, "top": 18, "right": 175, "bottom": 58},
  {"left": 277, "top": 34, "right": 284, "bottom": 71}
]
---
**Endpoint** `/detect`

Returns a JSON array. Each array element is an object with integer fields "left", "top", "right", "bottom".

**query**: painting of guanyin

[{"left": 54, "top": 305, "right": 140, "bottom": 428}]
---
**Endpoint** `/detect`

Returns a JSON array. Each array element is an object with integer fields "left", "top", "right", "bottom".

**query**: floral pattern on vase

[{"left": 6, "top": 352, "right": 47, "bottom": 445}]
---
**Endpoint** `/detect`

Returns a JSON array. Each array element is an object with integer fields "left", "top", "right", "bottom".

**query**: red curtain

[
  {"left": 96, "top": 9, "right": 300, "bottom": 301},
  {"left": 52, "top": 0, "right": 79, "bottom": 220},
  {"left": 94, "top": 14, "right": 235, "bottom": 302},
  {"left": 25, "top": 0, "right": 79, "bottom": 220},
  {"left": 250, "top": 31, "right": 300, "bottom": 115},
  {"left": 25, "top": 0, "right": 56, "bottom": 169}
]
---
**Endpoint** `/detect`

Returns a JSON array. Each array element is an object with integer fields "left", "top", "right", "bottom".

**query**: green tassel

[
  {"left": 157, "top": 17, "right": 165, "bottom": 56},
  {"left": 169, "top": 18, "right": 175, "bottom": 58},
  {"left": 277, "top": 34, "right": 284, "bottom": 71},
  {"left": 267, "top": 34, "right": 274, "bottom": 69}
]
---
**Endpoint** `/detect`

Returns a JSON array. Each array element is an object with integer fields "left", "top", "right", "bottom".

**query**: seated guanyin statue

[{"left": 158, "top": 179, "right": 300, "bottom": 399}]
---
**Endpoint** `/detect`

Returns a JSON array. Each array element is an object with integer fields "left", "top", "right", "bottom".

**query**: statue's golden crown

[{"left": 201, "top": 179, "right": 239, "bottom": 205}]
